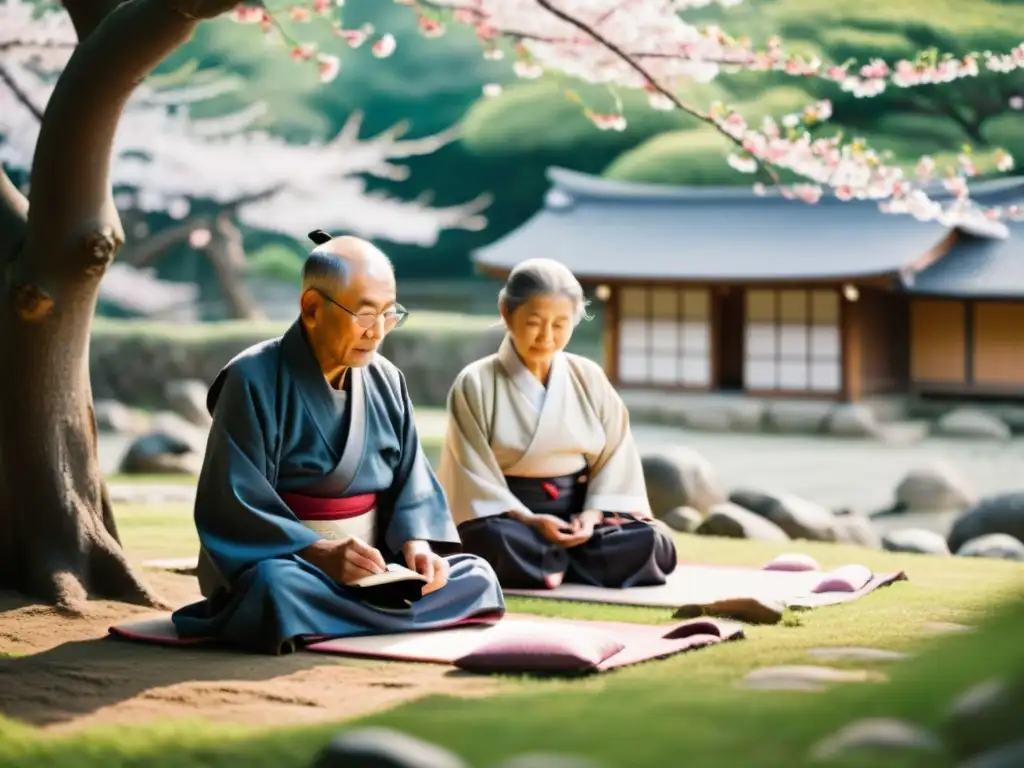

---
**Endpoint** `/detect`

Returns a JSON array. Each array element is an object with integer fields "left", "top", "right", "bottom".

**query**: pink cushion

[
  {"left": 763, "top": 553, "right": 820, "bottom": 572},
  {"left": 453, "top": 625, "right": 625, "bottom": 674},
  {"left": 812, "top": 564, "right": 873, "bottom": 593}
]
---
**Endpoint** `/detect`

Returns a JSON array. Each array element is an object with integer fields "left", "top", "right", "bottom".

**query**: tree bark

[{"left": 0, "top": 0, "right": 235, "bottom": 611}]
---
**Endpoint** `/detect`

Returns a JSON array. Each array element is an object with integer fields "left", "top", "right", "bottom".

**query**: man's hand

[
  {"left": 300, "top": 537, "right": 387, "bottom": 585},
  {"left": 402, "top": 540, "right": 449, "bottom": 595}
]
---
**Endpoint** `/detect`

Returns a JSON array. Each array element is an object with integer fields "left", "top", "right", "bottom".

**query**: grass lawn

[{"left": 1, "top": 501, "right": 1021, "bottom": 767}]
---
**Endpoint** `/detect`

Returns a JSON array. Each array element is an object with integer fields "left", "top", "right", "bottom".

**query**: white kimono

[{"left": 438, "top": 335, "right": 652, "bottom": 527}]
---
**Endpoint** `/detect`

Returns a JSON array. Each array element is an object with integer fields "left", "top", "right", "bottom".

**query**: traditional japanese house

[{"left": 472, "top": 167, "right": 1024, "bottom": 402}]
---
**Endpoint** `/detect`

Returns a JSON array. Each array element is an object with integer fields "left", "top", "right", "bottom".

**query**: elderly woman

[{"left": 437, "top": 258, "right": 677, "bottom": 590}]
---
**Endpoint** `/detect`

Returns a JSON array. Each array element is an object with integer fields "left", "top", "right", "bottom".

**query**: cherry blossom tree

[
  {"left": 1, "top": 0, "right": 1022, "bottom": 611},
  {"left": 2, "top": 0, "right": 490, "bottom": 320},
  {"left": 231, "top": 0, "right": 1024, "bottom": 231}
]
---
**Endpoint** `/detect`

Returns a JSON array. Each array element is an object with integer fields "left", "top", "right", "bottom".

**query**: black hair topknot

[{"left": 308, "top": 229, "right": 332, "bottom": 246}]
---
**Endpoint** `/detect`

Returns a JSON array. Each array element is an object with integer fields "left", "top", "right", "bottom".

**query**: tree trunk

[
  {"left": 0, "top": 0, "right": 235, "bottom": 612},
  {"left": 206, "top": 211, "right": 265, "bottom": 321},
  {"left": 119, "top": 211, "right": 264, "bottom": 321}
]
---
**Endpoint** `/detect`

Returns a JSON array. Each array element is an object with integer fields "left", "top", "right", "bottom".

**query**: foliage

[{"left": 246, "top": 242, "right": 305, "bottom": 283}]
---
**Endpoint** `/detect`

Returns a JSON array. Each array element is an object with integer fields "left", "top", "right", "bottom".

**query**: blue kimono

[{"left": 170, "top": 320, "right": 505, "bottom": 654}]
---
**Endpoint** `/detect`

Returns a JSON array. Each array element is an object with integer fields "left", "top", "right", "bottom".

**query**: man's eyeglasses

[{"left": 315, "top": 288, "right": 409, "bottom": 332}]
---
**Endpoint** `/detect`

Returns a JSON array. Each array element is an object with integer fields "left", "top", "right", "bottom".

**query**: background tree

[{"left": 1, "top": 0, "right": 490, "bottom": 320}]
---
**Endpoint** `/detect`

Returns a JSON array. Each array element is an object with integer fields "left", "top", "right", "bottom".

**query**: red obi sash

[{"left": 279, "top": 492, "right": 377, "bottom": 521}]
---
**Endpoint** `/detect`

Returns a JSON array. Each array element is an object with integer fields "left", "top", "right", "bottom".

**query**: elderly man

[{"left": 171, "top": 232, "right": 505, "bottom": 654}]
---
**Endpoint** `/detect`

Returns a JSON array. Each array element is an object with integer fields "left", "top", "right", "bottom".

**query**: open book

[{"left": 350, "top": 563, "right": 428, "bottom": 611}]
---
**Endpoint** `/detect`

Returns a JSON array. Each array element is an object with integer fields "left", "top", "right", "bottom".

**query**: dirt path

[{"left": 0, "top": 569, "right": 504, "bottom": 735}]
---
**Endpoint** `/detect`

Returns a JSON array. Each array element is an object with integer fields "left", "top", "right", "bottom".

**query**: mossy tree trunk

[{"left": 0, "top": 0, "right": 235, "bottom": 611}]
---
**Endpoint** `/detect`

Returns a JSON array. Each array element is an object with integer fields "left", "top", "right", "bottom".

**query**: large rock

[
  {"left": 948, "top": 492, "right": 1024, "bottom": 552},
  {"left": 93, "top": 399, "right": 151, "bottom": 435},
  {"left": 935, "top": 408, "right": 1012, "bottom": 440},
  {"left": 696, "top": 502, "right": 790, "bottom": 541},
  {"left": 116, "top": 411, "right": 207, "bottom": 475},
  {"left": 661, "top": 506, "right": 703, "bottom": 533},
  {"left": 642, "top": 448, "right": 725, "bottom": 516},
  {"left": 956, "top": 534, "right": 1024, "bottom": 561},
  {"left": 825, "top": 404, "right": 880, "bottom": 438},
  {"left": 165, "top": 379, "right": 212, "bottom": 427},
  {"left": 729, "top": 489, "right": 840, "bottom": 542},
  {"left": 892, "top": 462, "right": 976, "bottom": 514},
  {"left": 944, "top": 678, "right": 1024, "bottom": 759},
  {"left": 833, "top": 514, "right": 882, "bottom": 549},
  {"left": 882, "top": 528, "right": 951, "bottom": 556},
  {"left": 310, "top": 728, "right": 467, "bottom": 768}
]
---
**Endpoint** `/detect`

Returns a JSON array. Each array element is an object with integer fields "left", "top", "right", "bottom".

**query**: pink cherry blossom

[
  {"left": 372, "top": 33, "right": 396, "bottom": 58},
  {"left": 316, "top": 53, "right": 341, "bottom": 83}
]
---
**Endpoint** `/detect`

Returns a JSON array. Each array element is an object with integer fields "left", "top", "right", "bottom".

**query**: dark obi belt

[
  {"left": 279, "top": 491, "right": 377, "bottom": 521},
  {"left": 504, "top": 470, "right": 588, "bottom": 521}
]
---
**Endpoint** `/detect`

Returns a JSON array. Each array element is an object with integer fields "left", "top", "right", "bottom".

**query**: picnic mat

[
  {"left": 108, "top": 614, "right": 743, "bottom": 674},
  {"left": 504, "top": 560, "right": 908, "bottom": 624}
]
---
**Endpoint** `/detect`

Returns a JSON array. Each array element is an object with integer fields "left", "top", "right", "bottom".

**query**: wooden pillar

[
  {"left": 604, "top": 284, "right": 620, "bottom": 383},
  {"left": 841, "top": 289, "right": 862, "bottom": 402}
]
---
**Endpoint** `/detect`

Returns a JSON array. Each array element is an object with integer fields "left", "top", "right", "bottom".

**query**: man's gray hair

[{"left": 497, "top": 257, "right": 591, "bottom": 324}]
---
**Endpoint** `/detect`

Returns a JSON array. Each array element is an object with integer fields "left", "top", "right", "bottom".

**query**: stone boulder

[
  {"left": 696, "top": 502, "right": 790, "bottom": 541},
  {"left": 165, "top": 379, "right": 212, "bottom": 427},
  {"left": 729, "top": 489, "right": 840, "bottom": 542},
  {"left": 117, "top": 411, "right": 207, "bottom": 476},
  {"left": 833, "top": 513, "right": 882, "bottom": 549},
  {"left": 891, "top": 462, "right": 976, "bottom": 514},
  {"left": 935, "top": 408, "right": 1012, "bottom": 440},
  {"left": 956, "top": 534, "right": 1024, "bottom": 561},
  {"left": 825, "top": 404, "right": 880, "bottom": 438},
  {"left": 642, "top": 448, "right": 725, "bottom": 516},
  {"left": 661, "top": 506, "right": 703, "bottom": 533},
  {"left": 948, "top": 492, "right": 1024, "bottom": 553},
  {"left": 93, "top": 399, "right": 151, "bottom": 435},
  {"left": 882, "top": 528, "right": 950, "bottom": 556}
]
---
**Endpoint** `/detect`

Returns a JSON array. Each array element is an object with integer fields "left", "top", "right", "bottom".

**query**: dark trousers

[{"left": 458, "top": 472, "right": 677, "bottom": 590}]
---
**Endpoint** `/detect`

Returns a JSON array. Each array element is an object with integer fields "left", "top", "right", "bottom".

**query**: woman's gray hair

[{"left": 497, "top": 257, "right": 592, "bottom": 325}]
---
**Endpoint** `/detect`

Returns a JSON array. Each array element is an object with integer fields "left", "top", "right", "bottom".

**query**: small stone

[
  {"left": 945, "top": 679, "right": 1024, "bottom": 759},
  {"left": 956, "top": 534, "right": 1024, "bottom": 561},
  {"left": 923, "top": 622, "right": 974, "bottom": 634},
  {"left": 496, "top": 756, "right": 603, "bottom": 768},
  {"left": 311, "top": 728, "right": 468, "bottom": 768},
  {"left": 883, "top": 528, "right": 951, "bottom": 556},
  {"left": 808, "top": 647, "right": 909, "bottom": 662},
  {"left": 661, "top": 506, "right": 703, "bottom": 533},
  {"left": 739, "top": 666, "right": 886, "bottom": 692},
  {"left": 960, "top": 740, "right": 1024, "bottom": 767},
  {"left": 809, "top": 718, "right": 943, "bottom": 761}
]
